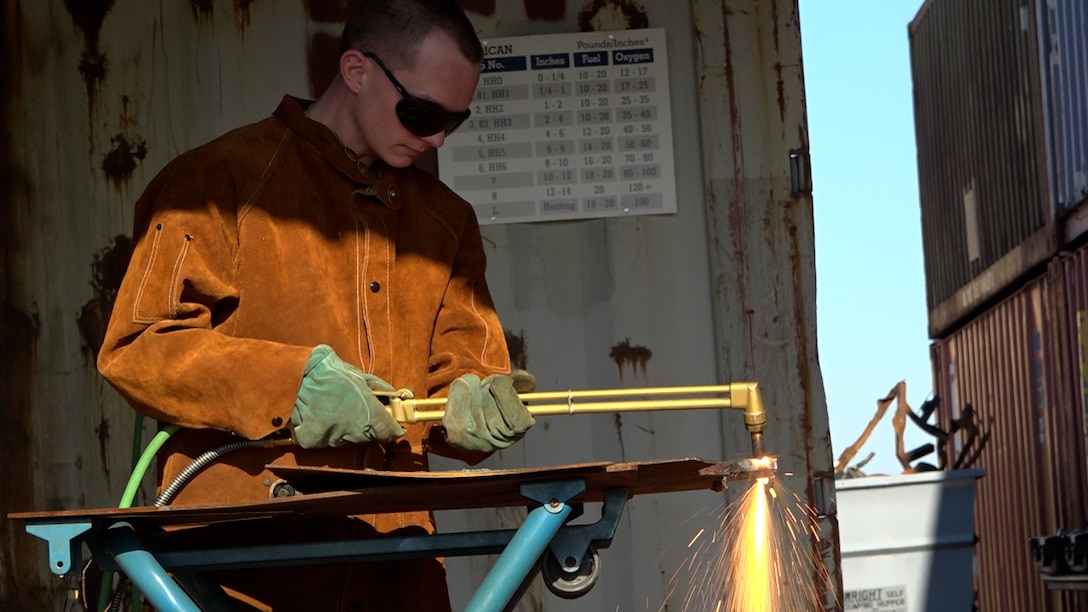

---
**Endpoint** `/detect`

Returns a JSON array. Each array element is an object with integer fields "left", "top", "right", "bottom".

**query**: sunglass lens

[{"left": 396, "top": 98, "right": 469, "bottom": 137}]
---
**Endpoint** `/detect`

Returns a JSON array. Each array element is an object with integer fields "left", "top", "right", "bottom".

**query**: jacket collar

[{"left": 273, "top": 95, "right": 402, "bottom": 210}]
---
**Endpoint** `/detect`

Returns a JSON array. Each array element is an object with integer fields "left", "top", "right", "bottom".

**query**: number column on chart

[
  {"left": 574, "top": 51, "right": 617, "bottom": 212},
  {"left": 613, "top": 53, "right": 664, "bottom": 212},
  {"left": 450, "top": 56, "right": 535, "bottom": 221},
  {"left": 531, "top": 52, "right": 577, "bottom": 216}
]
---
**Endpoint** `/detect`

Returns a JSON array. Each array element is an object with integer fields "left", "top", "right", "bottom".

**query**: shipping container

[
  {"left": 0, "top": 0, "right": 837, "bottom": 610},
  {"left": 1059, "top": 243, "right": 1088, "bottom": 519},
  {"left": 1040, "top": 0, "right": 1088, "bottom": 239},
  {"left": 932, "top": 255, "right": 1088, "bottom": 610},
  {"left": 910, "top": 0, "right": 1088, "bottom": 338},
  {"left": 910, "top": 0, "right": 1054, "bottom": 338}
]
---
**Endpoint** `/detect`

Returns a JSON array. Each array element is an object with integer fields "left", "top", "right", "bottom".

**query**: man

[{"left": 98, "top": 0, "right": 534, "bottom": 609}]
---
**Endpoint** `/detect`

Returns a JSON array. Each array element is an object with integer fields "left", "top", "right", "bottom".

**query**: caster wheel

[{"left": 541, "top": 545, "right": 601, "bottom": 599}]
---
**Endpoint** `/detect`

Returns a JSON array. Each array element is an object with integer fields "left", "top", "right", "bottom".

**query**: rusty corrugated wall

[
  {"left": 911, "top": 0, "right": 1088, "bottom": 338},
  {"left": 910, "top": 0, "right": 1055, "bottom": 339},
  {"left": 1060, "top": 244, "right": 1088, "bottom": 530},
  {"left": 0, "top": 1, "right": 836, "bottom": 609},
  {"left": 932, "top": 261, "right": 1088, "bottom": 611}
]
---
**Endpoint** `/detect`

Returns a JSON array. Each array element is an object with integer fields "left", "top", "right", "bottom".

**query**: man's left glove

[{"left": 443, "top": 373, "right": 535, "bottom": 453}]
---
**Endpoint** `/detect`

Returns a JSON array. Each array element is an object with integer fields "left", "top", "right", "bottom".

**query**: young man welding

[{"left": 98, "top": 0, "right": 533, "bottom": 608}]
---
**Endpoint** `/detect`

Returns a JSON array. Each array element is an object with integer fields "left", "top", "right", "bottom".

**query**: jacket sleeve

[
  {"left": 97, "top": 157, "right": 311, "bottom": 440},
  {"left": 423, "top": 208, "right": 513, "bottom": 464},
  {"left": 425, "top": 212, "right": 511, "bottom": 394}
]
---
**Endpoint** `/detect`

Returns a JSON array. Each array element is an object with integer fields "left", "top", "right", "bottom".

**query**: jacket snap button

[
  {"left": 271, "top": 415, "right": 283, "bottom": 427},
  {"left": 369, "top": 281, "right": 381, "bottom": 293},
  {"left": 387, "top": 186, "right": 397, "bottom": 201}
]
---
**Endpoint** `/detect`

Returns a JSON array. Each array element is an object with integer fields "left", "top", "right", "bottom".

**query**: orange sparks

[
  {"left": 730, "top": 477, "right": 773, "bottom": 610},
  {"left": 668, "top": 476, "right": 833, "bottom": 611}
]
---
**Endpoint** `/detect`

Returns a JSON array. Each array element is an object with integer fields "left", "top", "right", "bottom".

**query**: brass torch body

[{"left": 380, "top": 382, "right": 769, "bottom": 459}]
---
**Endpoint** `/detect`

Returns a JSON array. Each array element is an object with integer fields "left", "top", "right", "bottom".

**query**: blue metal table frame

[{"left": 23, "top": 479, "right": 628, "bottom": 612}]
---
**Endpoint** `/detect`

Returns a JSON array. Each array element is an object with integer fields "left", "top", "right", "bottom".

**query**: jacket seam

[
  {"left": 238, "top": 129, "right": 290, "bottom": 227},
  {"left": 468, "top": 285, "right": 497, "bottom": 367},
  {"left": 356, "top": 214, "right": 372, "bottom": 370},
  {"left": 167, "top": 235, "right": 193, "bottom": 319},
  {"left": 376, "top": 212, "right": 394, "bottom": 372},
  {"left": 132, "top": 226, "right": 164, "bottom": 324}
]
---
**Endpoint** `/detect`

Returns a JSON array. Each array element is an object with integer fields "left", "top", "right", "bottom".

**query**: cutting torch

[{"left": 376, "top": 382, "right": 769, "bottom": 460}]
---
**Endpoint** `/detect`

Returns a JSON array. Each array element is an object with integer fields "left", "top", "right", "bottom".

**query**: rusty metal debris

[{"left": 833, "top": 380, "right": 992, "bottom": 478}]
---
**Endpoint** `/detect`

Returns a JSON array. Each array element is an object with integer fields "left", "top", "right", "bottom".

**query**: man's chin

[{"left": 383, "top": 152, "right": 417, "bottom": 169}]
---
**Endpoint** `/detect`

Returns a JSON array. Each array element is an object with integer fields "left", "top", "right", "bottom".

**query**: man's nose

[{"left": 422, "top": 132, "right": 446, "bottom": 148}]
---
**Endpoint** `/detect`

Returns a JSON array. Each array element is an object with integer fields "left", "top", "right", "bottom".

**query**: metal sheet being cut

[{"left": 10, "top": 457, "right": 732, "bottom": 529}]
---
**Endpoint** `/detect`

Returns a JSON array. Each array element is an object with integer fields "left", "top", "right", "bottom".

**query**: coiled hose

[{"left": 103, "top": 425, "right": 270, "bottom": 611}]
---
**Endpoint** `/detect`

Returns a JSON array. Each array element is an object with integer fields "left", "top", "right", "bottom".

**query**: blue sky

[{"left": 798, "top": 1, "right": 936, "bottom": 474}]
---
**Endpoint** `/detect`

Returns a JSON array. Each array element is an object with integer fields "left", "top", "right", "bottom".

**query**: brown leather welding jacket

[{"left": 97, "top": 95, "right": 509, "bottom": 610}]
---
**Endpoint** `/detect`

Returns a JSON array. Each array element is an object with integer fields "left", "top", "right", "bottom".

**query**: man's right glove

[
  {"left": 291, "top": 345, "right": 406, "bottom": 449},
  {"left": 443, "top": 373, "right": 535, "bottom": 453}
]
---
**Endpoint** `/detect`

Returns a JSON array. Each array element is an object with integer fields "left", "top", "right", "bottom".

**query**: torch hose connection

[{"left": 378, "top": 382, "right": 768, "bottom": 457}]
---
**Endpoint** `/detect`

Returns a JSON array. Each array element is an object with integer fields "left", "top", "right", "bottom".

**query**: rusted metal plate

[
  {"left": 10, "top": 458, "right": 726, "bottom": 527},
  {"left": 271, "top": 457, "right": 730, "bottom": 509}
]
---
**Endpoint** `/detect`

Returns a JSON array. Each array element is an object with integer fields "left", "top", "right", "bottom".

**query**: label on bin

[{"left": 843, "top": 585, "right": 907, "bottom": 611}]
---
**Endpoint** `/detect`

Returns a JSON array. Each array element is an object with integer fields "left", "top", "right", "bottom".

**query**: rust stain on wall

[
  {"left": 577, "top": 0, "right": 648, "bottom": 31},
  {"left": 94, "top": 416, "right": 111, "bottom": 477},
  {"left": 101, "top": 133, "right": 148, "bottom": 189},
  {"left": 188, "top": 0, "right": 254, "bottom": 34},
  {"left": 770, "top": 1, "right": 787, "bottom": 123},
  {"left": 610, "top": 338, "right": 651, "bottom": 380},
  {"left": 64, "top": 0, "right": 116, "bottom": 108},
  {"left": 77, "top": 235, "right": 132, "bottom": 363},
  {"left": 63, "top": 0, "right": 115, "bottom": 51},
  {"left": 77, "top": 51, "right": 107, "bottom": 96},
  {"left": 190, "top": 0, "right": 215, "bottom": 20},
  {"left": 234, "top": 0, "right": 255, "bottom": 30},
  {"left": 525, "top": 0, "right": 564, "bottom": 21},
  {"left": 504, "top": 329, "right": 529, "bottom": 370}
]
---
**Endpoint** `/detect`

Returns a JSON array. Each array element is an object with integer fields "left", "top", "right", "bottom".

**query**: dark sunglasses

[{"left": 363, "top": 51, "right": 471, "bottom": 137}]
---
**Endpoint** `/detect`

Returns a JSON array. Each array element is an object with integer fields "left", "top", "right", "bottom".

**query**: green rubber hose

[{"left": 98, "top": 418, "right": 179, "bottom": 611}]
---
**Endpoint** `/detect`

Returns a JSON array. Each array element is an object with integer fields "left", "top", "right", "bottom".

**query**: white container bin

[{"left": 835, "top": 469, "right": 984, "bottom": 612}]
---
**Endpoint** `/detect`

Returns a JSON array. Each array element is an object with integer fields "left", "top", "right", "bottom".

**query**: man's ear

[{"left": 340, "top": 50, "right": 368, "bottom": 94}]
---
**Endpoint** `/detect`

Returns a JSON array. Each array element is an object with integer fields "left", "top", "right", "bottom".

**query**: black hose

[
  {"left": 106, "top": 438, "right": 270, "bottom": 611},
  {"left": 155, "top": 439, "right": 268, "bottom": 506}
]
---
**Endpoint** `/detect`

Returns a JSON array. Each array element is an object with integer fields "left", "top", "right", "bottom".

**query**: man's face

[{"left": 357, "top": 32, "right": 480, "bottom": 169}]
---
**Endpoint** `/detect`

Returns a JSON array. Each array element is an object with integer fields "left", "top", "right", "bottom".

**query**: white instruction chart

[{"left": 438, "top": 28, "right": 676, "bottom": 225}]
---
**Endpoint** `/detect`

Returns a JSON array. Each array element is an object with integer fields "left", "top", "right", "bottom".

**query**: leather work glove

[
  {"left": 291, "top": 345, "right": 406, "bottom": 449},
  {"left": 443, "top": 372, "right": 536, "bottom": 453}
]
